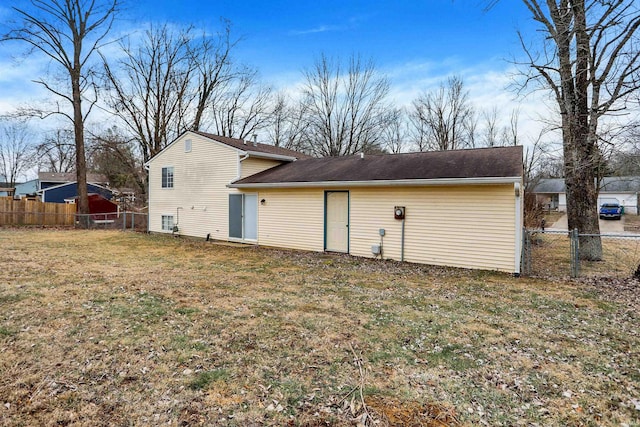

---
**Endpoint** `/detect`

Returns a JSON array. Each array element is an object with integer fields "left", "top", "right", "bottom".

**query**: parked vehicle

[{"left": 599, "top": 203, "right": 622, "bottom": 220}]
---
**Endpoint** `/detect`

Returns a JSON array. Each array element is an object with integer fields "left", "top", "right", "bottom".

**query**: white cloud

[
  {"left": 288, "top": 25, "right": 342, "bottom": 36},
  {"left": 385, "top": 58, "right": 562, "bottom": 147}
]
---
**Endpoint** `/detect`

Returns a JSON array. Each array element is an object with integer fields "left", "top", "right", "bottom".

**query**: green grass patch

[{"left": 189, "top": 369, "right": 230, "bottom": 390}]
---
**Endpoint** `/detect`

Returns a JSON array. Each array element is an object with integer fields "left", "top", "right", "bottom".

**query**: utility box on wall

[{"left": 394, "top": 206, "right": 405, "bottom": 220}]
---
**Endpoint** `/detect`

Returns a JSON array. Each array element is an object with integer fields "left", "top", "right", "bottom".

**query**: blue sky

[
  {"left": 129, "top": 0, "right": 533, "bottom": 73},
  {"left": 0, "top": 1, "right": 550, "bottom": 142}
]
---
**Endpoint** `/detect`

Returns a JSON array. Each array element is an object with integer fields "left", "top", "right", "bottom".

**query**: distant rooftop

[
  {"left": 191, "top": 131, "right": 311, "bottom": 160},
  {"left": 38, "top": 172, "right": 108, "bottom": 184},
  {"left": 533, "top": 177, "right": 640, "bottom": 193}
]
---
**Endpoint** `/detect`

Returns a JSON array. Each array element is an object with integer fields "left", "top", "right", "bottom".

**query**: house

[
  {"left": 37, "top": 172, "right": 108, "bottom": 190},
  {"left": 14, "top": 179, "right": 38, "bottom": 198},
  {"left": 533, "top": 177, "right": 640, "bottom": 214},
  {"left": 14, "top": 172, "right": 109, "bottom": 199},
  {"left": 148, "top": 131, "right": 524, "bottom": 274},
  {"left": 39, "top": 181, "right": 114, "bottom": 204}
]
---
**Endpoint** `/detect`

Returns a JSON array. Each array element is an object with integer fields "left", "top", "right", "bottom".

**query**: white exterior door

[
  {"left": 325, "top": 191, "right": 349, "bottom": 253},
  {"left": 243, "top": 194, "right": 258, "bottom": 240}
]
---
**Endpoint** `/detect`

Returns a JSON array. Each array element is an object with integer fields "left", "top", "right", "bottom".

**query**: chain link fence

[
  {"left": 523, "top": 228, "right": 640, "bottom": 278},
  {"left": 74, "top": 212, "right": 148, "bottom": 231},
  {"left": 0, "top": 210, "right": 148, "bottom": 232}
]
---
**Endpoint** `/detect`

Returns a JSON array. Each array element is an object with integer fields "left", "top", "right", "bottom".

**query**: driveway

[{"left": 550, "top": 214, "right": 626, "bottom": 233}]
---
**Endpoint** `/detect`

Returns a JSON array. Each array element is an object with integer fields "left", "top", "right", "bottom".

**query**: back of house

[{"left": 148, "top": 131, "right": 524, "bottom": 274}]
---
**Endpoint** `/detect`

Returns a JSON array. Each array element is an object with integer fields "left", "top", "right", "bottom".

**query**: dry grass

[
  {"left": 624, "top": 214, "right": 640, "bottom": 232},
  {"left": 543, "top": 211, "right": 564, "bottom": 227},
  {"left": 1, "top": 230, "right": 639, "bottom": 426},
  {"left": 528, "top": 232, "right": 640, "bottom": 278}
]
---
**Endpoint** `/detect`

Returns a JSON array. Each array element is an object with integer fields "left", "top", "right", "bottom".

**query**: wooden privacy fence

[{"left": 0, "top": 198, "right": 75, "bottom": 226}]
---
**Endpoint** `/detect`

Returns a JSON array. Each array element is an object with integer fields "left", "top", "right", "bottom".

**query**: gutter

[
  {"left": 228, "top": 176, "right": 522, "bottom": 189},
  {"left": 239, "top": 150, "right": 298, "bottom": 162}
]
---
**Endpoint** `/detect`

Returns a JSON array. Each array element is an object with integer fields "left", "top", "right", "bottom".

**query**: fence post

[
  {"left": 123, "top": 211, "right": 127, "bottom": 231},
  {"left": 521, "top": 228, "right": 529, "bottom": 276},
  {"left": 570, "top": 228, "right": 580, "bottom": 278}
]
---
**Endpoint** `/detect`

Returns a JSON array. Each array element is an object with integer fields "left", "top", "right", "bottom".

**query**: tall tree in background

[
  {"left": 208, "top": 66, "right": 273, "bottom": 139},
  {"left": 36, "top": 128, "right": 76, "bottom": 173},
  {"left": 102, "top": 24, "right": 196, "bottom": 166},
  {"left": 3, "top": 0, "right": 120, "bottom": 214},
  {"left": 89, "top": 126, "right": 144, "bottom": 194},
  {"left": 0, "top": 119, "right": 34, "bottom": 186},
  {"left": 190, "top": 21, "right": 238, "bottom": 131},
  {"left": 267, "top": 92, "right": 308, "bottom": 150},
  {"left": 300, "top": 54, "right": 391, "bottom": 156},
  {"left": 381, "top": 108, "right": 407, "bottom": 154},
  {"left": 409, "top": 75, "right": 475, "bottom": 151},
  {"left": 102, "top": 22, "right": 246, "bottom": 196},
  {"left": 481, "top": 106, "right": 501, "bottom": 147},
  {"left": 518, "top": 0, "right": 640, "bottom": 259}
]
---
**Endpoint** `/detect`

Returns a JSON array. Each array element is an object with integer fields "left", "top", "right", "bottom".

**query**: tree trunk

[{"left": 72, "top": 70, "right": 89, "bottom": 215}]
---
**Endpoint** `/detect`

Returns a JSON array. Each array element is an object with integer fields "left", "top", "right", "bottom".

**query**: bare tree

[
  {"left": 410, "top": 75, "right": 475, "bottom": 151},
  {"left": 481, "top": 106, "right": 501, "bottom": 147},
  {"left": 381, "top": 108, "right": 406, "bottom": 154},
  {"left": 504, "top": 108, "right": 520, "bottom": 146},
  {"left": 190, "top": 20, "right": 239, "bottom": 131},
  {"left": 0, "top": 119, "right": 34, "bottom": 186},
  {"left": 300, "top": 54, "right": 391, "bottom": 156},
  {"left": 207, "top": 67, "right": 273, "bottom": 139},
  {"left": 89, "top": 126, "right": 145, "bottom": 197},
  {"left": 3, "top": 0, "right": 120, "bottom": 214},
  {"left": 518, "top": 0, "right": 640, "bottom": 259},
  {"left": 407, "top": 108, "right": 430, "bottom": 152},
  {"left": 266, "top": 92, "right": 308, "bottom": 150},
  {"left": 36, "top": 128, "right": 76, "bottom": 173},
  {"left": 464, "top": 109, "right": 479, "bottom": 148},
  {"left": 102, "top": 23, "right": 196, "bottom": 165}
]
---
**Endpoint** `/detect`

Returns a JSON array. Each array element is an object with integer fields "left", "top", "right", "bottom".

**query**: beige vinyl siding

[
  {"left": 240, "top": 157, "right": 282, "bottom": 178},
  {"left": 250, "top": 184, "right": 519, "bottom": 272},
  {"left": 349, "top": 185, "right": 518, "bottom": 272},
  {"left": 148, "top": 133, "right": 241, "bottom": 239},
  {"left": 253, "top": 188, "right": 325, "bottom": 252}
]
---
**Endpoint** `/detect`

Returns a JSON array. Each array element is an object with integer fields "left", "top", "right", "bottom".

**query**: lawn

[{"left": 0, "top": 230, "right": 638, "bottom": 426}]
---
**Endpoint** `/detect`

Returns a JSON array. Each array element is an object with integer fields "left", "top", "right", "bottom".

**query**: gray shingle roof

[
  {"left": 533, "top": 176, "right": 640, "bottom": 193},
  {"left": 38, "top": 172, "right": 108, "bottom": 184},
  {"left": 532, "top": 178, "right": 566, "bottom": 193},
  {"left": 232, "top": 145, "right": 523, "bottom": 185},
  {"left": 192, "top": 131, "right": 311, "bottom": 160}
]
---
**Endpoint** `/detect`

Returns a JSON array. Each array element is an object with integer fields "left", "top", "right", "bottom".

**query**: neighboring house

[
  {"left": 148, "top": 131, "right": 524, "bottom": 274},
  {"left": 533, "top": 177, "right": 640, "bottom": 214},
  {"left": 39, "top": 181, "right": 114, "bottom": 203},
  {"left": 38, "top": 172, "right": 108, "bottom": 190},
  {"left": 14, "top": 173, "right": 109, "bottom": 199},
  {"left": 14, "top": 179, "right": 38, "bottom": 198}
]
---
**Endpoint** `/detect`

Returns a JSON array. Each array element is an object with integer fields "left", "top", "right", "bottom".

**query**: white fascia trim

[
  {"left": 240, "top": 150, "right": 297, "bottom": 162},
  {"left": 228, "top": 176, "right": 522, "bottom": 189},
  {"left": 39, "top": 180, "right": 112, "bottom": 193}
]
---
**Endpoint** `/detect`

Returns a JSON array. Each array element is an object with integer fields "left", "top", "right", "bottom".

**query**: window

[
  {"left": 184, "top": 139, "right": 192, "bottom": 153},
  {"left": 161, "top": 215, "right": 174, "bottom": 231},
  {"left": 162, "top": 166, "right": 174, "bottom": 188}
]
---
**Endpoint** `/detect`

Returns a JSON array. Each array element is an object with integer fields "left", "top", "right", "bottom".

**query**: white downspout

[
  {"left": 514, "top": 182, "right": 523, "bottom": 275},
  {"left": 231, "top": 152, "right": 250, "bottom": 184}
]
